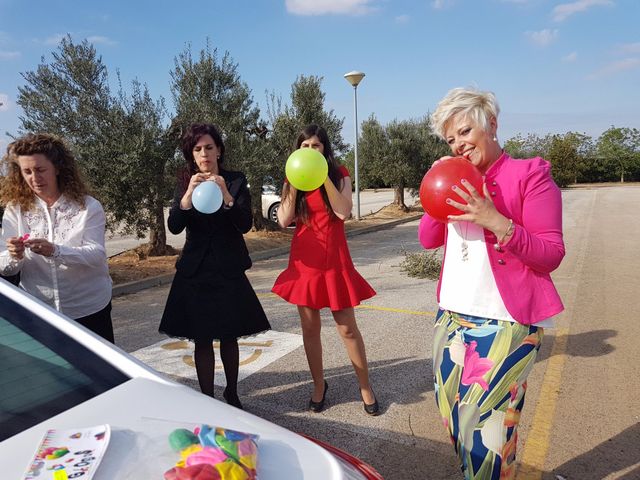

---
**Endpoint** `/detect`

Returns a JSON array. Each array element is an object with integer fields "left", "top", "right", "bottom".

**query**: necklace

[{"left": 460, "top": 221, "right": 469, "bottom": 262}]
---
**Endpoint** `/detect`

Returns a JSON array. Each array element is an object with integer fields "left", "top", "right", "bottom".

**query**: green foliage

[
  {"left": 17, "top": 36, "right": 113, "bottom": 186},
  {"left": 596, "top": 127, "right": 640, "bottom": 182},
  {"left": 267, "top": 75, "right": 346, "bottom": 191},
  {"left": 170, "top": 40, "right": 272, "bottom": 229},
  {"left": 17, "top": 36, "right": 173, "bottom": 252},
  {"left": 399, "top": 249, "right": 442, "bottom": 280},
  {"left": 358, "top": 116, "right": 448, "bottom": 206},
  {"left": 546, "top": 134, "right": 580, "bottom": 188},
  {"left": 504, "top": 133, "right": 551, "bottom": 159}
]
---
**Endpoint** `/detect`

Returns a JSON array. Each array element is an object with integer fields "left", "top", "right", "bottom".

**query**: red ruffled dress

[{"left": 272, "top": 166, "right": 376, "bottom": 310}]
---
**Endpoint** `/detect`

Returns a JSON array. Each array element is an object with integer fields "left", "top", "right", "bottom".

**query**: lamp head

[{"left": 344, "top": 71, "right": 365, "bottom": 87}]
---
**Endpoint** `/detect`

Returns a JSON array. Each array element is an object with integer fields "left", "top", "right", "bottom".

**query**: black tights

[{"left": 193, "top": 339, "right": 239, "bottom": 398}]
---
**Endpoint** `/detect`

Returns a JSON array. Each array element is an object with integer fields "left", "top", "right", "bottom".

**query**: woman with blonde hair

[{"left": 420, "top": 87, "right": 565, "bottom": 478}]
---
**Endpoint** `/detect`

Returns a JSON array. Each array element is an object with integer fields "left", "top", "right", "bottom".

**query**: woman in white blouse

[{"left": 0, "top": 133, "right": 113, "bottom": 342}]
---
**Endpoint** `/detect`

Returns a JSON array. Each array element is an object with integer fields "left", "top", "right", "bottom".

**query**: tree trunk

[
  {"left": 394, "top": 185, "right": 406, "bottom": 208},
  {"left": 250, "top": 184, "right": 266, "bottom": 231},
  {"left": 148, "top": 184, "right": 168, "bottom": 256}
]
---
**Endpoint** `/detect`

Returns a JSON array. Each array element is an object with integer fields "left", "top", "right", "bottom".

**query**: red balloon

[{"left": 419, "top": 157, "right": 484, "bottom": 222}]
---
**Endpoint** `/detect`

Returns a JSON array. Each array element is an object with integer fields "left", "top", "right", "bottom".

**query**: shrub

[{"left": 399, "top": 249, "right": 442, "bottom": 280}]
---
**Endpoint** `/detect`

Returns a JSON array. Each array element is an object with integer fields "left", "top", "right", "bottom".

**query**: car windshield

[{"left": 0, "top": 293, "right": 129, "bottom": 440}]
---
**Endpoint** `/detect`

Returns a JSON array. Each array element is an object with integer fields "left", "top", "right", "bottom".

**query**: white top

[
  {"left": 0, "top": 194, "right": 112, "bottom": 318},
  {"left": 440, "top": 221, "right": 554, "bottom": 327}
]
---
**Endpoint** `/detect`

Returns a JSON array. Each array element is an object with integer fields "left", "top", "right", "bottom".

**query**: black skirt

[{"left": 159, "top": 266, "right": 271, "bottom": 342}]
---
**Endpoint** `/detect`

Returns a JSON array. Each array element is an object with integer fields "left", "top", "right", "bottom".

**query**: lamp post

[{"left": 344, "top": 70, "right": 365, "bottom": 220}]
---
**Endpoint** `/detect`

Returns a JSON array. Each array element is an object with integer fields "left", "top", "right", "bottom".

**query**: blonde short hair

[{"left": 430, "top": 87, "right": 500, "bottom": 140}]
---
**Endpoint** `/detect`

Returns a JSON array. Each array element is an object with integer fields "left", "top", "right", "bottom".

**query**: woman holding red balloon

[
  {"left": 419, "top": 87, "right": 565, "bottom": 479},
  {"left": 272, "top": 124, "right": 379, "bottom": 416},
  {"left": 159, "top": 123, "right": 270, "bottom": 409}
]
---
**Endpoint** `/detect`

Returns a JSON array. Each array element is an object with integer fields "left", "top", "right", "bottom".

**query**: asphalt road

[{"left": 110, "top": 185, "right": 640, "bottom": 480}]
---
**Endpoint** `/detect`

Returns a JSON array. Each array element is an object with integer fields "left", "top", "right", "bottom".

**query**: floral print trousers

[{"left": 433, "top": 309, "right": 543, "bottom": 480}]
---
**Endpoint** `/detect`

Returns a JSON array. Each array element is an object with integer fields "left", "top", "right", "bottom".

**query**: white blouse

[
  {"left": 0, "top": 195, "right": 112, "bottom": 319},
  {"left": 440, "top": 221, "right": 554, "bottom": 327}
]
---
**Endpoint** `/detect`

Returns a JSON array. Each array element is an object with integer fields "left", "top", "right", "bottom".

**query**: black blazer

[{"left": 169, "top": 169, "right": 253, "bottom": 278}]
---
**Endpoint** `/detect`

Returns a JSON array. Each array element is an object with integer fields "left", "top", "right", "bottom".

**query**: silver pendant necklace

[{"left": 460, "top": 222, "right": 469, "bottom": 262}]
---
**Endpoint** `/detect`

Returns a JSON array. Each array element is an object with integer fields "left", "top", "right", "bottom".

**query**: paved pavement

[{"left": 110, "top": 185, "right": 640, "bottom": 480}]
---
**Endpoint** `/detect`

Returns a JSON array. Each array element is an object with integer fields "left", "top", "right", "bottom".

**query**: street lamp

[{"left": 344, "top": 70, "right": 365, "bottom": 220}]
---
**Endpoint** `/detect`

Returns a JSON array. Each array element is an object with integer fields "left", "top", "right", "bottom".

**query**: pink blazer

[{"left": 418, "top": 152, "right": 565, "bottom": 325}]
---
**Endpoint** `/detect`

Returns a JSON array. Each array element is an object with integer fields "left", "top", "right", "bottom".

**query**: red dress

[{"left": 272, "top": 166, "right": 376, "bottom": 310}]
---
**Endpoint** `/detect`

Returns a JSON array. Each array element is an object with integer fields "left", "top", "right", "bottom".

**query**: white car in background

[
  {"left": 0, "top": 279, "right": 382, "bottom": 479},
  {"left": 261, "top": 184, "right": 281, "bottom": 223}
]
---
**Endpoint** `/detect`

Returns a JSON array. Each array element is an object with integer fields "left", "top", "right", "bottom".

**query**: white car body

[
  {"left": 0, "top": 280, "right": 381, "bottom": 479},
  {"left": 261, "top": 184, "right": 281, "bottom": 223}
]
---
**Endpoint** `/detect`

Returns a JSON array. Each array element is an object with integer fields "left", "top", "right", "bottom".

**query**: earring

[{"left": 493, "top": 135, "right": 498, "bottom": 142}]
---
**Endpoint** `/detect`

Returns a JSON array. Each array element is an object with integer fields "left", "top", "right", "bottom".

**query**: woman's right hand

[
  {"left": 6, "top": 237, "right": 26, "bottom": 260},
  {"left": 276, "top": 182, "right": 298, "bottom": 228},
  {"left": 181, "top": 173, "right": 210, "bottom": 209}
]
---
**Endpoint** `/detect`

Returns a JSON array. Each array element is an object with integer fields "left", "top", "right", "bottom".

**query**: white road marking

[{"left": 131, "top": 330, "right": 302, "bottom": 386}]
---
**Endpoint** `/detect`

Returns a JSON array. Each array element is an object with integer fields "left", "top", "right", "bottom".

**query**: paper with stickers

[{"left": 23, "top": 425, "right": 110, "bottom": 480}]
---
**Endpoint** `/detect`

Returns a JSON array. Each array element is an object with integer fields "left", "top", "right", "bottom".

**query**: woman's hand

[
  {"left": 24, "top": 238, "right": 56, "bottom": 257},
  {"left": 207, "top": 174, "right": 234, "bottom": 206},
  {"left": 6, "top": 236, "right": 26, "bottom": 259},
  {"left": 447, "top": 181, "right": 511, "bottom": 240},
  {"left": 277, "top": 182, "right": 297, "bottom": 228},
  {"left": 181, "top": 173, "right": 210, "bottom": 209}
]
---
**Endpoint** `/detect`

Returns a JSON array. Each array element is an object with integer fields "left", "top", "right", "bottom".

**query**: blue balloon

[{"left": 192, "top": 181, "right": 223, "bottom": 214}]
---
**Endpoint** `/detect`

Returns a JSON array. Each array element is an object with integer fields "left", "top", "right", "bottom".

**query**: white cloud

[
  {"left": 286, "top": 0, "right": 376, "bottom": 15},
  {"left": 0, "top": 94, "right": 10, "bottom": 111},
  {"left": 44, "top": 33, "right": 67, "bottom": 46},
  {"left": 615, "top": 42, "right": 640, "bottom": 55},
  {"left": 86, "top": 35, "right": 117, "bottom": 46},
  {"left": 432, "top": 0, "right": 455, "bottom": 9},
  {"left": 563, "top": 52, "right": 578, "bottom": 62},
  {"left": 552, "top": 0, "right": 613, "bottom": 23},
  {"left": 0, "top": 51, "right": 20, "bottom": 60},
  {"left": 525, "top": 29, "right": 559, "bottom": 47},
  {"left": 588, "top": 58, "right": 640, "bottom": 79},
  {"left": 395, "top": 14, "right": 410, "bottom": 24}
]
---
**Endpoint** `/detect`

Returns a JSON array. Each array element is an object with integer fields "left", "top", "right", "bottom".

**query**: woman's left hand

[
  {"left": 447, "top": 181, "right": 509, "bottom": 237},
  {"left": 207, "top": 175, "right": 234, "bottom": 206},
  {"left": 207, "top": 175, "right": 229, "bottom": 195},
  {"left": 25, "top": 238, "right": 56, "bottom": 257}
]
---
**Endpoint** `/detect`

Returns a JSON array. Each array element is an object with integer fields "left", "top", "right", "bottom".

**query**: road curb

[{"left": 112, "top": 213, "right": 423, "bottom": 297}]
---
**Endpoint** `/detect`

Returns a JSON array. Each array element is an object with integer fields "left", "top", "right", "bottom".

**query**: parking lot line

[
  {"left": 356, "top": 304, "right": 435, "bottom": 316},
  {"left": 517, "top": 327, "right": 570, "bottom": 479}
]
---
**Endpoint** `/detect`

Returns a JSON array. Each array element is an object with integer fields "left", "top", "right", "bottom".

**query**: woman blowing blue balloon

[{"left": 159, "top": 123, "right": 271, "bottom": 409}]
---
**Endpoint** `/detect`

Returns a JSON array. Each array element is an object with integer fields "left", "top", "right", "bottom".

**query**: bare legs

[
  {"left": 297, "top": 305, "right": 375, "bottom": 404},
  {"left": 193, "top": 338, "right": 241, "bottom": 407},
  {"left": 298, "top": 306, "right": 325, "bottom": 402}
]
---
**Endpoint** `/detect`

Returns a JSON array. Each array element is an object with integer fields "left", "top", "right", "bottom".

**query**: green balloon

[{"left": 285, "top": 148, "right": 328, "bottom": 191}]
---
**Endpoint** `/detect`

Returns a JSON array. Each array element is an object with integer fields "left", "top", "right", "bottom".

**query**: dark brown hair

[{"left": 284, "top": 124, "right": 344, "bottom": 224}]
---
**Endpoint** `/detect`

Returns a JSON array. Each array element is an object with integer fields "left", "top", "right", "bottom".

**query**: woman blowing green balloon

[{"left": 272, "top": 124, "right": 379, "bottom": 416}]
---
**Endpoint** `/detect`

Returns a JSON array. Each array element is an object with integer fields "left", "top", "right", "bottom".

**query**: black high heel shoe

[
  {"left": 223, "top": 388, "right": 243, "bottom": 410},
  {"left": 308, "top": 380, "right": 328, "bottom": 413},
  {"left": 362, "top": 388, "right": 380, "bottom": 416}
]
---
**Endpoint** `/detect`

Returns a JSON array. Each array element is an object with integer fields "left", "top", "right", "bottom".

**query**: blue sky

[{"left": 0, "top": 0, "right": 638, "bottom": 153}]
